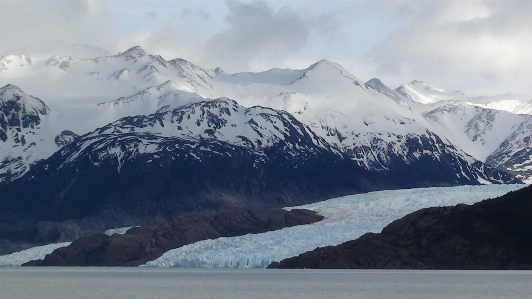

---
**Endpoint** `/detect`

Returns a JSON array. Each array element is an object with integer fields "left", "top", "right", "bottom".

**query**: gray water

[{"left": 1, "top": 268, "right": 531, "bottom": 299}]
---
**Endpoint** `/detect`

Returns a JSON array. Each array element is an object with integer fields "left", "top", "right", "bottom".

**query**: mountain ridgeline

[{"left": 0, "top": 46, "right": 527, "bottom": 250}]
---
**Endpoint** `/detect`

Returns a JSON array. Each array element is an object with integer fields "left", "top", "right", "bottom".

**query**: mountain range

[{"left": 1, "top": 46, "right": 530, "bottom": 249}]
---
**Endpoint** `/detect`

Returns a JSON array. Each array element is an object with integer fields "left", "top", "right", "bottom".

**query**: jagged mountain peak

[
  {"left": 410, "top": 80, "right": 465, "bottom": 96},
  {"left": 395, "top": 80, "right": 467, "bottom": 105},
  {"left": 117, "top": 46, "right": 147, "bottom": 59},
  {"left": 0, "top": 84, "right": 49, "bottom": 115},
  {"left": 168, "top": 57, "right": 205, "bottom": 71},
  {"left": 0, "top": 84, "right": 25, "bottom": 97},
  {"left": 44, "top": 55, "right": 76, "bottom": 71},
  {"left": 409, "top": 79, "right": 431, "bottom": 88},
  {"left": 214, "top": 67, "right": 225, "bottom": 75},
  {"left": 365, "top": 78, "right": 384, "bottom": 86},
  {"left": 305, "top": 59, "right": 348, "bottom": 74},
  {"left": 0, "top": 84, "right": 50, "bottom": 180},
  {"left": 365, "top": 78, "right": 410, "bottom": 108},
  {"left": 289, "top": 59, "right": 365, "bottom": 89}
]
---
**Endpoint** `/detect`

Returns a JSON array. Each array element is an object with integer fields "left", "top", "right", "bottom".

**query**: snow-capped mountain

[
  {"left": 0, "top": 98, "right": 518, "bottom": 245},
  {"left": 396, "top": 80, "right": 468, "bottom": 105},
  {"left": 1, "top": 47, "right": 520, "bottom": 183},
  {"left": 393, "top": 80, "right": 532, "bottom": 182},
  {"left": 486, "top": 118, "right": 532, "bottom": 182},
  {"left": 422, "top": 103, "right": 531, "bottom": 161},
  {"left": 0, "top": 99, "right": 382, "bottom": 231},
  {"left": 0, "top": 85, "right": 51, "bottom": 182},
  {"left": 396, "top": 80, "right": 532, "bottom": 115},
  {"left": 0, "top": 45, "right": 529, "bottom": 251}
]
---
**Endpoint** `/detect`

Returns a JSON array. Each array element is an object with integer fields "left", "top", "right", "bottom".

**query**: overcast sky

[{"left": 0, "top": 0, "right": 530, "bottom": 96}]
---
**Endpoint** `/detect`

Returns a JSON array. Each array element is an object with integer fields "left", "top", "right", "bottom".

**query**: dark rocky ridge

[
  {"left": 24, "top": 208, "right": 322, "bottom": 266},
  {"left": 0, "top": 100, "right": 391, "bottom": 252},
  {"left": 0, "top": 98, "right": 520, "bottom": 254},
  {"left": 269, "top": 185, "right": 532, "bottom": 270},
  {"left": 0, "top": 135, "right": 383, "bottom": 254}
]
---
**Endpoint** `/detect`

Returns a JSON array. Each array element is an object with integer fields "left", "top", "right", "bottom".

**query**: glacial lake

[{"left": 1, "top": 268, "right": 531, "bottom": 299}]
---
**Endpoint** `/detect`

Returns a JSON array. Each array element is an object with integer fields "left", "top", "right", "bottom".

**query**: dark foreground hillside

[
  {"left": 270, "top": 185, "right": 532, "bottom": 270},
  {"left": 24, "top": 208, "right": 322, "bottom": 266}
]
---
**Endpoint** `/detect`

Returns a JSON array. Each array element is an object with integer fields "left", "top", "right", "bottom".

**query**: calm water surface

[{"left": 1, "top": 268, "right": 531, "bottom": 299}]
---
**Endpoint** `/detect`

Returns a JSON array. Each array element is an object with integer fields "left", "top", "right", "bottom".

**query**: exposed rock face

[
  {"left": 24, "top": 208, "right": 322, "bottom": 266},
  {"left": 269, "top": 185, "right": 532, "bottom": 270},
  {"left": 54, "top": 130, "right": 79, "bottom": 147},
  {"left": 0, "top": 100, "right": 388, "bottom": 250},
  {"left": 0, "top": 84, "right": 49, "bottom": 182}
]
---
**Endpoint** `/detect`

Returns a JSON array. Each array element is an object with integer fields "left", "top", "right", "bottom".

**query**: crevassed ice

[{"left": 144, "top": 184, "right": 525, "bottom": 268}]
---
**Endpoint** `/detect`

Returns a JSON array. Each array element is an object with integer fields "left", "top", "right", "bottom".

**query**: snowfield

[{"left": 144, "top": 184, "right": 525, "bottom": 268}]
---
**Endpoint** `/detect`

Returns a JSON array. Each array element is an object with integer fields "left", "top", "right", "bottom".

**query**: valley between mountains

[{"left": 1, "top": 46, "right": 531, "bottom": 266}]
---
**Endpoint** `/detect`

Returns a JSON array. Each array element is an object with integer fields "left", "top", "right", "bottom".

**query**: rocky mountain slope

[
  {"left": 269, "top": 185, "right": 532, "bottom": 270},
  {"left": 0, "top": 84, "right": 50, "bottom": 182},
  {"left": 392, "top": 80, "right": 532, "bottom": 182}
]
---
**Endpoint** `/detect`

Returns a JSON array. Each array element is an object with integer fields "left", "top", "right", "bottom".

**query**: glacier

[
  {"left": 0, "top": 226, "right": 135, "bottom": 266},
  {"left": 0, "top": 242, "right": 71, "bottom": 266},
  {"left": 144, "top": 184, "right": 525, "bottom": 268}
]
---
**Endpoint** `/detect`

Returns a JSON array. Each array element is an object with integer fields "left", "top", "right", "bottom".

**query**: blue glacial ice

[{"left": 144, "top": 184, "right": 525, "bottom": 268}]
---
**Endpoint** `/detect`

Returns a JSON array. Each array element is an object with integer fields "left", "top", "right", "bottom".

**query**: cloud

[
  {"left": 0, "top": 0, "right": 108, "bottom": 55},
  {"left": 146, "top": 11, "right": 158, "bottom": 20},
  {"left": 180, "top": 8, "right": 210, "bottom": 21},
  {"left": 114, "top": 22, "right": 204, "bottom": 62},
  {"left": 361, "top": 0, "right": 532, "bottom": 95},
  {"left": 2, "top": 0, "right": 530, "bottom": 95},
  {"left": 200, "top": 0, "right": 312, "bottom": 71}
]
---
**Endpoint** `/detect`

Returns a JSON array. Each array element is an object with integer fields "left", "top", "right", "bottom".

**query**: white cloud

[
  {"left": 361, "top": 0, "right": 532, "bottom": 95},
  {"left": 1, "top": 0, "right": 531, "bottom": 95},
  {"left": 0, "top": 0, "right": 108, "bottom": 55}
]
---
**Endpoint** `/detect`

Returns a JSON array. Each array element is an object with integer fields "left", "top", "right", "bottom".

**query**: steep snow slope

[
  {"left": 0, "top": 85, "right": 52, "bottom": 182},
  {"left": 89, "top": 98, "right": 336, "bottom": 154},
  {"left": 365, "top": 78, "right": 410, "bottom": 108},
  {"left": 396, "top": 80, "right": 532, "bottom": 115},
  {"left": 423, "top": 103, "right": 531, "bottom": 161},
  {"left": 395, "top": 80, "right": 468, "bottom": 105},
  {"left": 486, "top": 117, "right": 532, "bottom": 183},
  {"left": 471, "top": 93, "right": 532, "bottom": 114},
  {"left": 208, "top": 61, "right": 500, "bottom": 182},
  {"left": 389, "top": 80, "right": 532, "bottom": 181},
  {"left": 144, "top": 184, "right": 524, "bottom": 268}
]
